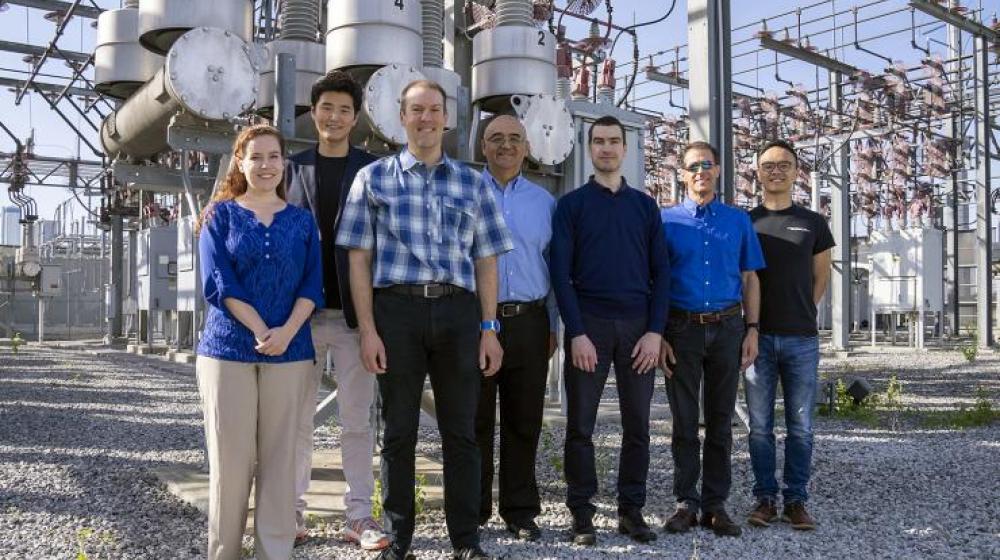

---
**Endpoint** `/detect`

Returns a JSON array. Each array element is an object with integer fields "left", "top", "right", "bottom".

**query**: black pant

[
  {"left": 374, "top": 289, "right": 481, "bottom": 553},
  {"left": 564, "top": 313, "right": 654, "bottom": 517},
  {"left": 475, "top": 305, "right": 549, "bottom": 525},
  {"left": 664, "top": 313, "right": 744, "bottom": 512}
]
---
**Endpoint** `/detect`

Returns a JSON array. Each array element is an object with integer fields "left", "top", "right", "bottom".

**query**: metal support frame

[
  {"left": 947, "top": 6, "right": 962, "bottom": 335},
  {"left": 109, "top": 213, "right": 123, "bottom": 339},
  {"left": 13, "top": 0, "right": 83, "bottom": 105},
  {"left": 758, "top": 35, "right": 859, "bottom": 76},
  {"left": 687, "top": 0, "right": 733, "bottom": 202},
  {"left": 274, "top": 53, "right": 297, "bottom": 140},
  {"left": 0, "top": 76, "right": 94, "bottom": 102},
  {"left": 974, "top": 35, "right": 993, "bottom": 348},
  {"left": 829, "top": 71, "right": 851, "bottom": 351},
  {"left": 5, "top": 0, "right": 102, "bottom": 19},
  {"left": 0, "top": 39, "right": 89, "bottom": 63}
]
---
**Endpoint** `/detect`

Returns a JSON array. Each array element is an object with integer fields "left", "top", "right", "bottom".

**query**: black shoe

[
  {"left": 618, "top": 510, "right": 657, "bottom": 543},
  {"left": 663, "top": 504, "right": 698, "bottom": 534},
  {"left": 376, "top": 549, "right": 417, "bottom": 560},
  {"left": 570, "top": 511, "right": 596, "bottom": 546},
  {"left": 452, "top": 546, "right": 496, "bottom": 560},
  {"left": 701, "top": 508, "right": 742, "bottom": 537},
  {"left": 505, "top": 518, "right": 541, "bottom": 541}
]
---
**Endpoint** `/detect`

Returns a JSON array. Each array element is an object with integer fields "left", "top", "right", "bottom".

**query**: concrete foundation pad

[
  {"left": 164, "top": 350, "right": 196, "bottom": 364},
  {"left": 128, "top": 344, "right": 169, "bottom": 355},
  {"left": 152, "top": 449, "right": 444, "bottom": 527}
]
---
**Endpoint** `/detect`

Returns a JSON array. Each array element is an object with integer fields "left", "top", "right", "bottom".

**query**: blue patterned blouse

[{"left": 196, "top": 199, "right": 324, "bottom": 363}]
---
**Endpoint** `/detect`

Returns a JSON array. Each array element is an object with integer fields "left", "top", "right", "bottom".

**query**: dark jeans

[
  {"left": 373, "top": 289, "right": 481, "bottom": 553},
  {"left": 746, "top": 334, "right": 819, "bottom": 504},
  {"left": 664, "top": 313, "right": 744, "bottom": 513},
  {"left": 475, "top": 305, "right": 549, "bottom": 524},
  {"left": 564, "top": 313, "right": 654, "bottom": 518}
]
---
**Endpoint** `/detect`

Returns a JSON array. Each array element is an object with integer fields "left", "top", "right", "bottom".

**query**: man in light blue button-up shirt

[{"left": 474, "top": 115, "right": 557, "bottom": 542}]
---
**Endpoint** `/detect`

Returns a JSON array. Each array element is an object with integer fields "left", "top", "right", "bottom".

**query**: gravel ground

[{"left": 1, "top": 343, "right": 998, "bottom": 559}]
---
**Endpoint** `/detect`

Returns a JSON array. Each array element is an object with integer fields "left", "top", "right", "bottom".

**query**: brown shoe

[
  {"left": 782, "top": 502, "right": 816, "bottom": 530},
  {"left": 663, "top": 504, "right": 698, "bottom": 534},
  {"left": 747, "top": 499, "right": 778, "bottom": 528},
  {"left": 700, "top": 508, "right": 742, "bottom": 537}
]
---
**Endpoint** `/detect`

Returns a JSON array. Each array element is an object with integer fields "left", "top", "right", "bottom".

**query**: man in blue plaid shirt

[{"left": 336, "top": 79, "right": 512, "bottom": 560}]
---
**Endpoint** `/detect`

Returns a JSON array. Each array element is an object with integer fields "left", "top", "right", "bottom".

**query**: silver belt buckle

[
  {"left": 423, "top": 284, "right": 442, "bottom": 298},
  {"left": 500, "top": 304, "right": 517, "bottom": 318}
]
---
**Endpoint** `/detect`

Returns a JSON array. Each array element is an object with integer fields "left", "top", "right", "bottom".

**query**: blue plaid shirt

[{"left": 336, "top": 148, "right": 513, "bottom": 290}]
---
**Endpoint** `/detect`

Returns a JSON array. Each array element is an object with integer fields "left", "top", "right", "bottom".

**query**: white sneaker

[{"left": 343, "top": 516, "right": 390, "bottom": 551}]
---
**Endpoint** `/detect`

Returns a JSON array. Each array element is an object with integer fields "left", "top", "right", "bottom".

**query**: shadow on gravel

[
  {"left": 0, "top": 358, "right": 59, "bottom": 369},
  {"left": 0, "top": 403, "right": 201, "bottom": 452},
  {"left": 0, "top": 383, "right": 157, "bottom": 406}
]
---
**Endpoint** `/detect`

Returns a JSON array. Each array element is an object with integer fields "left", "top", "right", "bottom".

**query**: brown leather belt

[
  {"left": 497, "top": 299, "right": 546, "bottom": 318},
  {"left": 670, "top": 303, "right": 742, "bottom": 324},
  {"left": 382, "top": 283, "right": 464, "bottom": 299}
]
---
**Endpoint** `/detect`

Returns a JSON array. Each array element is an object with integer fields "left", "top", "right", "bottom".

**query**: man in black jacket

[{"left": 285, "top": 70, "right": 385, "bottom": 550}]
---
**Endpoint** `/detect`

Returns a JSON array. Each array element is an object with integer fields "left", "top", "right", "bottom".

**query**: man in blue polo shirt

[
  {"left": 660, "top": 141, "right": 765, "bottom": 538},
  {"left": 550, "top": 115, "right": 671, "bottom": 546}
]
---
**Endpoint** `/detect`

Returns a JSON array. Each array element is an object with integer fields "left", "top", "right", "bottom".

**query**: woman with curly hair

[{"left": 195, "top": 124, "right": 323, "bottom": 560}]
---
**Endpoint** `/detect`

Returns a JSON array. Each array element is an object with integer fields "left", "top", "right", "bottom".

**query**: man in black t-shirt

[
  {"left": 285, "top": 71, "right": 384, "bottom": 550},
  {"left": 745, "top": 140, "right": 834, "bottom": 532}
]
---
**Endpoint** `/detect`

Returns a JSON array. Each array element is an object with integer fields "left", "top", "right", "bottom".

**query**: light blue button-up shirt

[{"left": 485, "top": 170, "right": 558, "bottom": 332}]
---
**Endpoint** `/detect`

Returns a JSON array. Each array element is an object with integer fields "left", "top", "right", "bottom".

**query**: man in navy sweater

[{"left": 549, "top": 115, "right": 671, "bottom": 546}]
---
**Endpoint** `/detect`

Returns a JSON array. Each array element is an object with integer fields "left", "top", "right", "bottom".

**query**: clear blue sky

[{"left": 0, "top": 0, "right": 996, "bottom": 220}]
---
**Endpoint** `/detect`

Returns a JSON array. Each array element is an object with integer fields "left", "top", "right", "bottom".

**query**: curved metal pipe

[{"left": 100, "top": 28, "right": 257, "bottom": 160}]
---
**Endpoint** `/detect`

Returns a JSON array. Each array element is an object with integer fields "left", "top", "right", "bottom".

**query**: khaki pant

[
  {"left": 197, "top": 355, "right": 312, "bottom": 560},
  {"left": 296, "top": 309, "right": 376, "bottom": 529}
]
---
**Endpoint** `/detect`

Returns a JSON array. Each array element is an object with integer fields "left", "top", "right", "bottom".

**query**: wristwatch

[
  {"left": 480, "top": 319, "right": 501, "bottom": 333},
  {"left": 745, "top": 322, "right": 759, "bottom": 331}
]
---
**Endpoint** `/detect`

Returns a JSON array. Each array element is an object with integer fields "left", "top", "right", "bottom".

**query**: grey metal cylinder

[
  {"left": 495, "top": 0, "right": 534, "bottom": 27},
  {"left": 279, "top": 0, "right": 320, "bottom": 41},
  {"left": 138, "top": 0, "right": 253, "bottom": 55},
  {"left": 421, "top": 66, "right": 460, "bottom": 129},
  {"left": 101, "top": 27, "right": 259, "bottom": 159},
  {"left": 360, "top": 64, "right": 427, "bottom": 145},
  {"left": 326, "top": 0, "right": 423, "bottom": 70},
  {"left": 510, "top": 93, "right": 575, "bottom": 166},
  {"left": 472, "top": 25, "right": 556, "bottom": 110},
  {"left": 257, "top": 39, "right": 325, "bottom": 115},
  {"left": 94, "top": 7, "right": 163, "bottom": 100},
  {"left": 421, "top": 0, "right": 444, "bottom": 68}
]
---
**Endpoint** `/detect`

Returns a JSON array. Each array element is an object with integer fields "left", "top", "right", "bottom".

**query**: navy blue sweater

[{"left": 549, "top": 178, "right": 671, "bottom": 338}]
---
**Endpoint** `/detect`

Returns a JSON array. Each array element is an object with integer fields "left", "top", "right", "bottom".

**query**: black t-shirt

[
  {"left": 316, "top": 153, "right": 348, "bottom": 309},
  {"left": 750, "top": 204, "right": 835, "bottom": 336}
]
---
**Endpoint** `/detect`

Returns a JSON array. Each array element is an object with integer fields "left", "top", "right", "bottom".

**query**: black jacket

[{"left": 285, "top": 145, "right": 378, "bottom": 329}]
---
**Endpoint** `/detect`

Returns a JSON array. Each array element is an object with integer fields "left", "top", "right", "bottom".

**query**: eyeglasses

[
  {"left": 760, "top": 161, "right": 795, "bottom": 172},
  {"left": 684, "top": 160, "right": 715, "bottom": 173},
  {"left": 486, "top": 136, "right": 525, "bottom": 147}
]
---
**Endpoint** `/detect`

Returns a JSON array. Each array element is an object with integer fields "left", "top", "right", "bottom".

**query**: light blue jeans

[{"left": 745, "top": 334, "right": 819, "bottom": 504}]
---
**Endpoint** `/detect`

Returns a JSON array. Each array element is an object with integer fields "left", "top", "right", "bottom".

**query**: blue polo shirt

[{"left": 660, "top": 196, "right": 765, "bottom": 313}]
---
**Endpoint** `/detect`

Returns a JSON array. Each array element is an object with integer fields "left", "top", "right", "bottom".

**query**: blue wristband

[{"left": 480, "top": 319, "right": 501, "bottom": 333}]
